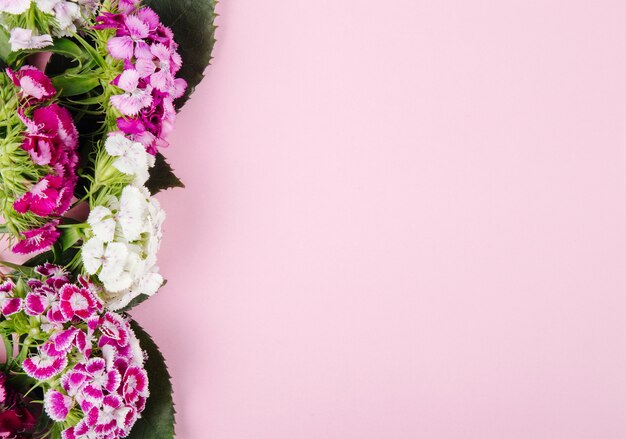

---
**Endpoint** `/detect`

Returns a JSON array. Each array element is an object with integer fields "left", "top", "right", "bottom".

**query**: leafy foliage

[
  {"left": 146, "top": 153, "right": 185, "bottom": 194},
  {"left": 127, "top": 320, "right": 176, "bottom": 439}
]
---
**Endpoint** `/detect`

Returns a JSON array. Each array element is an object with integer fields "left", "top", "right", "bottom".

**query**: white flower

[
  {"left": 51, "top": 1, "right": 81, "bottom": 35},
  {"left": 34, "top": 0, "right": 59, "bottom": 14},
  {"left": 0, "top": 0, "right": 31, "bottom": 14},
  {"left": 8, "top": 28, "right": 52, "bottom": 51},
  {"left": 87, "top": 205, "right": 116, "bottom": 243},
  {"left": 117, "top": 185, "right": 147, "bottom": 242},
  {"left": 105, "top": 134, "right": 151, "bottom": 185},
  {"left": 82, "top": 237, "right": 128, "bottom": 282},
  {"left": 82, "top": 184, "right": 165, "bottom": 310}
]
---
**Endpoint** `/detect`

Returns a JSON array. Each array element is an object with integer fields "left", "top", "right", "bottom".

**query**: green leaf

[
  {"left": 46, "top": 38, "right": 87, "bottom": 61},
  {"left": 127, "top": 320, "right": 176, "bottom": 439},
  {"left": 0, "top": 261, "right": 36, "bottom": 278},
  {"left": 120, "top": 280, "right": 166, "bottom": 312},
  {"left": 119, "top": 294, "right": 151, "bottom": 312},
  {"left": 145, "top": 153, "right": 185, "bottom": 195},
  {"left": 0, "top": 28, "right": 11, "bottom": 65},
  {"left": 59, "top": 227, "right": 82, "bottom": 251},
  {"left": 51, "top": 75, "right": 100, "bottom": 97},
  {"left": 144, "top": 0, "right": 217, "bottom": 109}
]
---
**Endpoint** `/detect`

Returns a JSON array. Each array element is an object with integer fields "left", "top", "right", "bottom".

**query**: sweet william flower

[
  {"left": 0, "top": 280, "right": 21, "bottom": 316},
  {"left": 22, "top": 342, "right": 69, "bottom": 380},
  {"left": 44, "top": 390, "right": 73, "bottom": 422},
  {"left": 107, "top": 14, "right": 150, "bottom": 60},
  {"left": 118, "top": 185, "right": 148, "bottom": 242},
  {"left": 82, "top": 237, "right": 128, "bottom": 282},
  {"left": 8, "top": 27, "right": 52, "bottom": 51},
  {"left": 0, "top": 0, "right": 31, "bottom": 14},
  {"left": 104, "top": 133, "right": 152, "bottom": 185},
  {"left": 87, "top": 205, "right": 116, "bottom": 243},
  {"left": 110, "top": 69, "right": 152, "bottom": 116},
  {"left": 13, "top": 220, "right": 60, "bottom": 254},
  {"left": 7, "top": 65, "right": 56, "bottom": 102}
]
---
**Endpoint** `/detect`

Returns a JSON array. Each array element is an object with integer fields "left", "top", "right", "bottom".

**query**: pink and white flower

[
  {"left": 23, "top": 343, "right": 68, "bottom": 380},
  {"left": 44, "top": 390, "right": 73, "bottom": 421},
  {"left": 110, "top": 69, "right": 153, "bottom": 116}
]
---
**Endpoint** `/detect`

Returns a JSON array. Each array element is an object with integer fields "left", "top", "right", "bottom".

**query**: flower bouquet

[{"left": 0, "top": 0, "right": 216, "bottom": 437}]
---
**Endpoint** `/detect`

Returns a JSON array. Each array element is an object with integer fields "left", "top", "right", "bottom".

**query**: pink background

[{"left": 133, "top": 1, "right": 626, "bottom": 438}]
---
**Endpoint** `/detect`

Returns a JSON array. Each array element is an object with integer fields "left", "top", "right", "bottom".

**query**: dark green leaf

[
  {"left": 145, "top": 153, "right": 185, "bottom": 195},
  {"left": 46, "top": 38, "right": 87, "bottom": 61},
  {"left": 119, "top": 294, "right": 151, "bottom": 312},
  {"left": 23, "top": 246, "right": 79, "bottom": 269},
  {"left": 51, "top": 75, "right": 100, "bottom": 97},
  {"left": 127, "top": 320, "right": 176, "bottom": 439},
  {"left": 144, "top": 0, "right": 217, "bottom": 108}
]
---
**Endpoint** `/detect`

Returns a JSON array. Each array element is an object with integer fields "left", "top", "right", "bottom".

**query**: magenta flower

[
  {"left": 13, "top": 220, "right": 60, "bottom": 254},
  {"left": 122, "top": 365, "right": 148, "bottom": 405},
  {"left": 59, "top": 283, "right": 102, "bottom": 321},
  {"left": 13, "top": 175, "right": 64, "bottom": 217},
  {"left": 7, "top": 65, "right": 56, "bottom": 102},
  {"left": 96, "top": 4, "right": 187, "bottom": 155},
  {"left": 0, "top": 280, "right": 21, "bottom": 316},
  {"left": 74, "top": 358, "right": 122, "bottom": 403}
]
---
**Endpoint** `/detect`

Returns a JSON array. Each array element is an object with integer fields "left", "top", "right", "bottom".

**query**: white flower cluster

[
  {"left": 82, "top": 134, "right": 165, "bottom": 310},
  {"left": 0, "top": 0, "right": 101, "bottom": 51}
]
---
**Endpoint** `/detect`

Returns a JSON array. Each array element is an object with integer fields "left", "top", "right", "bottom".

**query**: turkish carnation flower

[
  {"left": 82, "top": 185, "right": 165, "bottom": 309},
  {"left": 0, "top": 66, "right": 79, "bottom": 254},
  {"left": 8, "top": 27, "right": 53, "bottom": 50},
  {"left": 12, "top": 220, "right": 61, "bottom": 254},
  {"left": 0, "top": 265, "right": 149, "bottom": 438},
  {"left": 1, "top": 0, "right": 102, "bottom": 51},
  {"left": 95, "top": 3, "right": 187, "bottom": 155},
  {"left": 7, "top": 65, "right": 55, "bottom": 102}
]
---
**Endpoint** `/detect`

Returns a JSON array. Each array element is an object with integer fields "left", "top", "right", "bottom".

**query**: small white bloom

[
  {"left": 82, "top": 237, "right": 128, "bottom": 284},
  {"left": 51, "top": 1, "right": 81, "bottom": 35},
  {"left": 0, "top": 0, "right": 31, "bottom": 15},
  {"left": 9, "top": 28, "right": 52, "bottom": 51},
  {"left": 33, "top": 0, "right": 59, "bottom": 14},
  {"left": 82, "top": 237, "right": 105, "bottom": 275},
  {"left": 98, "top": 242, "right": 128, "bottom": 283},
  {"left": 105, "top": 134, "right": 151, "bottom": 185},
  {"left": 87, "top": 205, "right": 116, "bottom": 243},
  {"left": 117, "top": 185, "right": 147, "bottom": 242}
]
